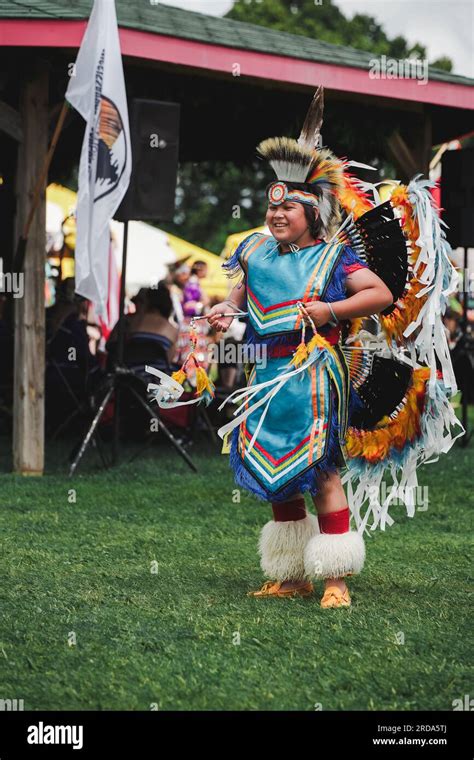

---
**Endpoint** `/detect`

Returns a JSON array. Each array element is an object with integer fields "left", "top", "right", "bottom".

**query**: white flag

[{"left": 66, "top": 0, "right": 131, "bottom": 315}]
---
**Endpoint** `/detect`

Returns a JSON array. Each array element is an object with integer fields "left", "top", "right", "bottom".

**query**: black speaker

[
  {"left": 441, "top": 148, "right": 474, "bottom": 249},
  {"left": 116, "top": 99, "right": 180, "bottom": 223}
]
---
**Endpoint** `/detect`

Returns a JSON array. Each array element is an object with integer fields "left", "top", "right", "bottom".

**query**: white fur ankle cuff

[
  {"left": 304, "top": 531, "right": 365, "bottom": 579},
  {"left": 259, "top": 514, "right": 319, "bottom": 582}
]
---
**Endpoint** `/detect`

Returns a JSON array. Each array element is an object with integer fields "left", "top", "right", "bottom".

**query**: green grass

[{"left": 0, "top": 425, "right": 472, "bottom": 711}]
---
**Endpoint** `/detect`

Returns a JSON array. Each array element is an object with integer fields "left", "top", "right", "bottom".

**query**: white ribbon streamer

[
  {"left": 401, "top": 176, "right": 459, "bottom": 396},
  {"left": 217, "top": 344, "right": 330, "bottom": 451},
  {"left": 146, "top": 365, "right": 202, "bottom": 409}
]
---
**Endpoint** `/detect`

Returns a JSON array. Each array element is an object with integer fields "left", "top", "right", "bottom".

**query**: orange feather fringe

[
  {"left": 336, "top": 171, "right": 373, "bottom": 220},
  {"left": 379, "top": 185, "right": 428, "bottom": 345},
  {"left": 346, "top": 367, "right": 430, "bottom": 463}
]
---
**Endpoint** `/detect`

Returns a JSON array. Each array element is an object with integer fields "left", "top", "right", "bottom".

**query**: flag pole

[
  {"left": 13, "top": 100, "right": 69, "bottom": 274},
  {"left": 112, "top": 219, "right": 129, "bottom": 465}
]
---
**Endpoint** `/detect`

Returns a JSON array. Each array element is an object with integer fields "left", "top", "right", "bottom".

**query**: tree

[
  {"left": 226, "top": 0, "right": 452, "bottom": 71},
  {"left": 159, "top": 161, "right": 269, "bottom": 254}
]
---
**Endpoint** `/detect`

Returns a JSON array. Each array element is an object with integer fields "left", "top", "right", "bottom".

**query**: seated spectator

[
  {"left": 106, "top": 287, "right": 149, "bottom": 364},
  {"left": 45, "top": 284, "right": 98, "bottom": 431},
  {"left": 126, "top": 281, "right": 179, "bottom": 373},
  {"left": 46, "top": 277, "right": 77, "bottom": 341},
  {"left": 117, "top": 283, "right": 180, "bottom": 441}
]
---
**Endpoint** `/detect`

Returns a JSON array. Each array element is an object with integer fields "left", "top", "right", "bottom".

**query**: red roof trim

[{"left": 1, "top": 19, "right": 473, "bottom": 110}]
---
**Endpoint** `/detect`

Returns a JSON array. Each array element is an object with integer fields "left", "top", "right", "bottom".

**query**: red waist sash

[{"left": 267, "top": 326, "right": 341, "bottom": 358}]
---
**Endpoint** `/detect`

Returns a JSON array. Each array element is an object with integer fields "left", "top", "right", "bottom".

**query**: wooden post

[
  {"left": 387, "top": 131, "right": 418, "bottom": 182},
  {"left": 387, "top": 111, "right": 432, "bottom": 182},
  {"left": 13, "top": 64, "right": 49, "bottom": 475},
  {"left": 415, "top": 109, "right": 432, "bottom": 178}
]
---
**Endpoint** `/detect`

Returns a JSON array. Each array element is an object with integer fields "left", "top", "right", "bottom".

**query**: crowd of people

[
  {"left": 1, "top": 259, "right": 246, "bottom": 440},
  {"left": 0, "top": 254, "right": 472, "bottom": 441}
]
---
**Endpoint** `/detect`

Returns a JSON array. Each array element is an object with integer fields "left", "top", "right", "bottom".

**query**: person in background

[
  {"left": 170, "top": 264, "right": 191, "bottom": 324},
  {"left": 106, "top": 287, "right": 149, "bottom": 364},
  {"left": 171, "top": 263, "right": 191, "bottom": 296},
  {"left": 131, "top": 287, "right": 149, "bottom": 318},
  {"left": 180, "top": 262, "right": 205, "bottom": 317},
  {"left": 190, "top": 260, "right": 210, "bottom": 311},
  {"left": 182, "top": 276, "right": 203, "bottom": 317},
  {"left": 165, "top": 266, "right": 185, "bottom": 327},
  {"left": 127, "top": 281, "right": 178, "bottom": 368},
  {"left": 191, "top": 260, "right": 208, "bottom": 281},
  {"left": 46, "top": 277, "right": 77, "bottom": 340},
  {"left": 45, "top": 283, "right": 98, "bottom": 430},
  {"left": 443, "top": 306, "right": 462, "bottom": 351},
  {"left": 170, "top": 261, "right": 211, "bottom": 369},
  {"left": 170, "top": 258, "right": 209, "bottom": 317}
]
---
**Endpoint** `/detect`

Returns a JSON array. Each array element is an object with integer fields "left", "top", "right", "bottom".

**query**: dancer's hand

[
  {"left": 207, "top": 302, "right": 235, "bottom": 332},
  {"left": 300, "top": 301, "right": 333, "bottom": 328}
]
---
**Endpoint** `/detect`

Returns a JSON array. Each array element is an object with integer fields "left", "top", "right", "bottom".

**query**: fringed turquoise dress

[{"left": 222, "top": 232, "right": 367, "bottom": 503}]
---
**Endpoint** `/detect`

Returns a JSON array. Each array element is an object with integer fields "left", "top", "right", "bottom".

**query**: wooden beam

[
  {"left": 387, "top": 130, "right": 419, "bottom": 182},
  {"left": 414, "top": 109, "right": 432, "bottom": 178},
  {"left": 387, "top": 111, "right": 433, "bottom": 182},
  {"left": 0, "top": 99, "right": 23, "bottom": 142},
  {"left": 13, "top": 64, "right": 48, "bottom": 475}
]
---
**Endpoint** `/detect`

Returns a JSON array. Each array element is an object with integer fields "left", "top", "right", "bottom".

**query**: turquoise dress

[{"left": 222, "top": 233, "right": 367, "bottom": 503}]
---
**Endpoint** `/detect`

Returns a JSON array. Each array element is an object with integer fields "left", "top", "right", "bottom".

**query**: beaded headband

[{"left": 267, "top": 181, "right": 319, "bottom": 208}]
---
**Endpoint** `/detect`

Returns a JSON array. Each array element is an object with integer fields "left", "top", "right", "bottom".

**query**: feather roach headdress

[{"left": 257, "top": 86, "right": 345, "bottom": 238}]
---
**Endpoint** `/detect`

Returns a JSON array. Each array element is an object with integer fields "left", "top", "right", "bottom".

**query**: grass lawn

[{"left": 0, "top": 421, "right": 472, "bottom": 711}]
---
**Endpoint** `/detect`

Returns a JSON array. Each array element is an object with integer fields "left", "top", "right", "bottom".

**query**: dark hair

[
  {"left": 302, "top": 202, "right": 324, "bottom": 240},
  {"left": 191, "top": 260, "right": 207, "bottom": 276},
  {"left": 266, "top": 181, "right": 324, "bottom": 240},
  {"left": 146, "top": 281, "right": 172, "bottom": 318}
]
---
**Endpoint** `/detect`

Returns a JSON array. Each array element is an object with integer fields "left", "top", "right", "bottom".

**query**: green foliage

[
  {"left": 159, "top": 161, "right": 269, "bottom": 254},
  {"left": 430, "top": 56, "right": 453, "bottom": 72},
  {"left": 226, "top": 0, "right": 453, "bottom": 70}
]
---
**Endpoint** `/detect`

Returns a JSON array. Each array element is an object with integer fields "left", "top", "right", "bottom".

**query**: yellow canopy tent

[
  {"left": 168, "top": 232, "right": 230, "bottom": 300},
  {"left": 220, "top": 226, "right": 267, "bottom": 260},
  {"left": 47, "top": 182, "right": 77, "bottom": 219},
  {"left": 46, "top": 183, "right": 76, "bottom": 279},
  {"left": 46, "top": 184, "right": 228, "bottom": 299},
  {"left": 47, "top": 185, "right": 261, "bottom": 301}
]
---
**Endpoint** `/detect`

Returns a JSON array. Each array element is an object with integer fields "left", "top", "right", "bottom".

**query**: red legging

[
  {"left": 271, "top": 497, "right": 307, "bottom": 522},
  {"left": 271, "top": 498, "right": 349, "bottom": 534}
]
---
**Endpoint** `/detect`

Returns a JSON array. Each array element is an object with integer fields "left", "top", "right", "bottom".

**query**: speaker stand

[
  {"left": 68, "top": 366, "right": 197, "bottom": 476},
  {"left": 68, "top": 219, "right": 197, "bottom": 474}
]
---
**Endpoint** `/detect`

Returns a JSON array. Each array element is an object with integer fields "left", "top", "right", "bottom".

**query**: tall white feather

[{"left": 269, "top": 159, "right": 313, "bottom": 182}]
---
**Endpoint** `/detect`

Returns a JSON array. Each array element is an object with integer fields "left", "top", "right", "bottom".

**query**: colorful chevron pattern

[{"left": 241, "top": 237, "right": 343, "bottom": 335}]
